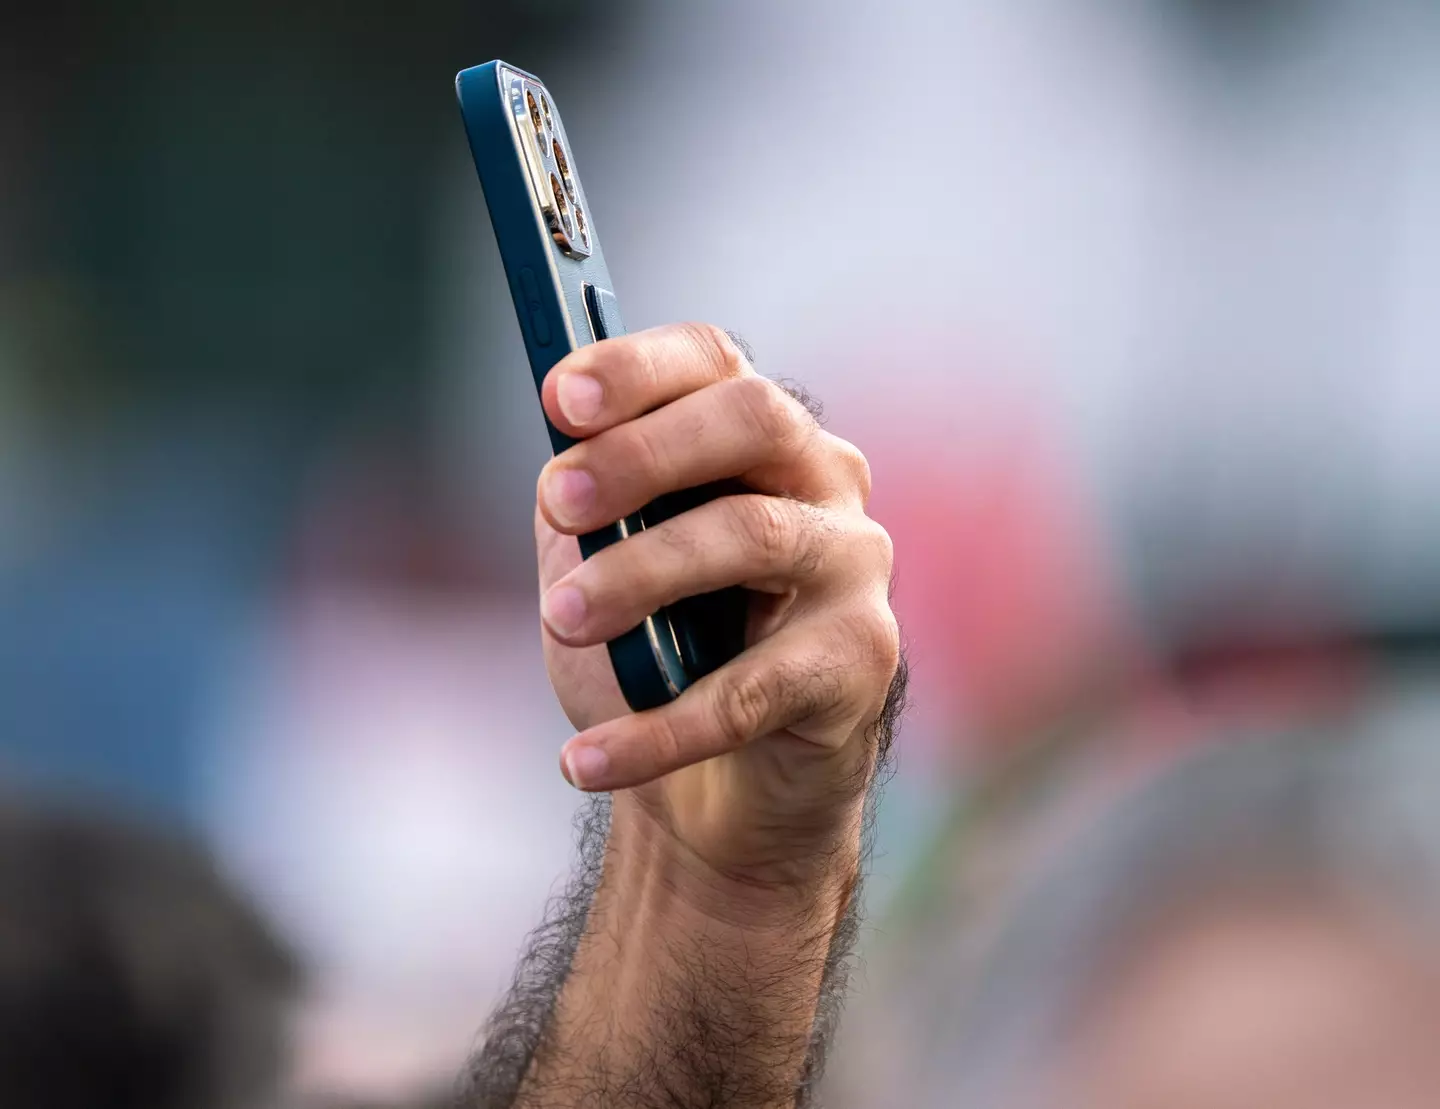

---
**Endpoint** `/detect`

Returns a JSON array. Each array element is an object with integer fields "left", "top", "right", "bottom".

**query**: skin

[{"left": 477, "top": 322, "right": 900, "bottom": 1108}]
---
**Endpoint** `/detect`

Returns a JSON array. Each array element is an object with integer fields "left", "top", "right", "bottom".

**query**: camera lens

[
  {"left": 552, "top": 140, "right": 576, "bottom": 197},
  {"left": 549, "top": 173, "right": 573, "bottom": 237},
  {"left": 526, "top": 90, "right": 543, "bottom": 135}
]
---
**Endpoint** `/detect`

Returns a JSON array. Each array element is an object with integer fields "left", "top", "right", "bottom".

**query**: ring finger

[{"left": 541, "top": 495, "right": 862, "bottom": 647}]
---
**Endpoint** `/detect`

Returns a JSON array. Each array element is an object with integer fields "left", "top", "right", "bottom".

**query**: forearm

[{"left": 516, "top": 794, "right": 864, "bottom": 1109}]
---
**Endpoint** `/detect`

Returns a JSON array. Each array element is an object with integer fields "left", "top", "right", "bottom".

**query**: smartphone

[{"left": 455, "top": 60, "right": 748, "bottom": 713}]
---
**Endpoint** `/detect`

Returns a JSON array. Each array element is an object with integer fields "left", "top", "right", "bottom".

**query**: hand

[
  {"left": 469, "top": 324, "right": 901, "bottom": 1106},
  {"left": 534, "top": 323, "right": 900, "bottom": 887}
]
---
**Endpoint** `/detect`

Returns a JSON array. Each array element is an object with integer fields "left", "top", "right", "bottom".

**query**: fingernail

[
  {"left": 542, "top": 584, "right": 587, "bottom": 637},
  {"left": 544, "top": 468, "right": 596, "bottom": 526},
  {"left": 564, "top": 744, "right": 610, "bottom": 791},
  {"left": 556, "top": 373, "right": 604, "bottom": 426}
]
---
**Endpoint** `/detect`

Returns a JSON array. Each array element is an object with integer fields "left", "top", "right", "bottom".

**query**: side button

[
  {"left": 518, "top": 267, "right": 542, "bottom": 304},
  {"left": 529, "top": 307, "right": 552, "bottom": 347}
]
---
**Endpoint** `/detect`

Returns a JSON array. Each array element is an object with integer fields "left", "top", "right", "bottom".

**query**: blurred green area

[
  {"left": 6, "top": 2, "right": 612, "bottom": 423},
  {"left": 0, "top": 2, "right": 635, "bottom": 817}
]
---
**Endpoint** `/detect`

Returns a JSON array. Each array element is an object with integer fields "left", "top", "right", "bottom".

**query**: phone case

[{"left": 455, "top": 60, "right": 748, "bottom": 712}]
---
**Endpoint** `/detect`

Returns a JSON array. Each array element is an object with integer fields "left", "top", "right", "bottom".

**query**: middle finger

[{"left": 537, "top": 374, "right": 831, "bottom": 534}]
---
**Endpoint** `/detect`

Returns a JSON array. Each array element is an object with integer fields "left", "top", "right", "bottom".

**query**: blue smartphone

[{"left": 455, "top": 60, "right": 748, "bottom": 712}]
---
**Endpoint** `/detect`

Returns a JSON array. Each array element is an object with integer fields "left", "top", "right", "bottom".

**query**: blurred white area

[
  {"left": 200, "top": 592, "right": 579, "bottom": 1099},
  {"left": 429, "top": 0, "right": 1440, "bottom": 897},
  {"left": 439, "top": 0, "right": 1440, "bottom": 619}
]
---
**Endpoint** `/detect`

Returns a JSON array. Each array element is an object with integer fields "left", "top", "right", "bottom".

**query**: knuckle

[
  {"left": 627, "top": 332, "right": 668, "bottom": 396},
  {"left": 718, "top": 667, "right": 774, "bottom": 748},
  {"left": 678, "top": 321, "right": 748, "bottom": 379},
  {"left": 645, "top": 711, "right": 686, "bottom": 773},
  {"left": 861, "top": 517, "right": 895, "bottom": 575},
  {"left": 845, "top": 604, "right": 902, "bottom": 676},
  {"left": 830, "top": 513, "right": 893, "bottom": 590},
  {"left": 652, "top": 516, "right": 701, "bottom": 562},
  {"left": 736, "top": 374, "right": 803, "bottom": 445},
  {"left": 878, "top": 612, "right": 902, "bottom": 672},
  {"left": 791, "top": 502, "right": 836, "bottom": 578},
  {"left": 796, "top": 657, "right": 847, "bottom": 721},
  {"left": 815, "top": 431, "right": 871, "bottom": 504},
  {"left": 616, "top": 421, "right": 669, "bottom": 485},
  {"left": 733, "top": 496, "right": 797, "bottom": 566},
  {"left": 843, "top": 439, "right": 874, "bottom": 504}
]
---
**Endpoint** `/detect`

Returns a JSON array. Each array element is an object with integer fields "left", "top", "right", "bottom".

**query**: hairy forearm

[
  {"left": 467, "top": 660, "right": 908, "bottom": 1109},
  {"left": 514, "top": 795, "right": 861, "bottom": 1109}
]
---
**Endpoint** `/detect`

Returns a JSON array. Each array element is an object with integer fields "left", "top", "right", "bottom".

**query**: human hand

[{"left": 534, "top": 323, "right": 902, "bottom": 886}]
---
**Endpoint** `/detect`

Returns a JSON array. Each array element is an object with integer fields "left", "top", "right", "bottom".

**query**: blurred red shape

[{"left": 865, "top": 396, "right": 1135, "bottom": 759}]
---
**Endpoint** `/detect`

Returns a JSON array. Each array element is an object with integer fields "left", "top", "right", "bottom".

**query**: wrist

[
  {"left": 605, "top": 788, "right": 864, "bottom": 931},
  {"left": 533, "top": 793, "right": 855, "bottom": 1108}
]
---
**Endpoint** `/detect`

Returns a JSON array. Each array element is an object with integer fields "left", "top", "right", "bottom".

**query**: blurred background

[{"left": 2, "top": 0, "right": 1439, "bottom": 1105}]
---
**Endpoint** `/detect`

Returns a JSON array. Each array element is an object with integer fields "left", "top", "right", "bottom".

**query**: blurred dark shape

[
  {"left": 0, "top": 793, "right": 299, "bottom": 1109},
  {"left": 1163, "top": 0, "right": 1321, "bottom": 43},
  {"left": 5, "top": 0, "right": 606, "bottom": 400}
]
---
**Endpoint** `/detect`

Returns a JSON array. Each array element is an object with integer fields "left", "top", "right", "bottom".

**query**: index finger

[{"left": 541, "top": 322, "right": 753, "bottom": 439}]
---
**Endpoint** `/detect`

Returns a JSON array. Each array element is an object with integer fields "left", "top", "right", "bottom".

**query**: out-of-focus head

[
  {"left": 1058, "top": 884, "right": 1440, "bottom": 1109},
  {"left": 0, "top": 796, "right": 299, "bottom": 1109},
  {"left": 907, "top": 716, "right": 1440, "bottom": 1109}
]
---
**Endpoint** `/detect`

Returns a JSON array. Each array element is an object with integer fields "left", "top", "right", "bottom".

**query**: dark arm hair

[{"left": 462, "top": 653, "right": 907, "bottom": 1109}]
